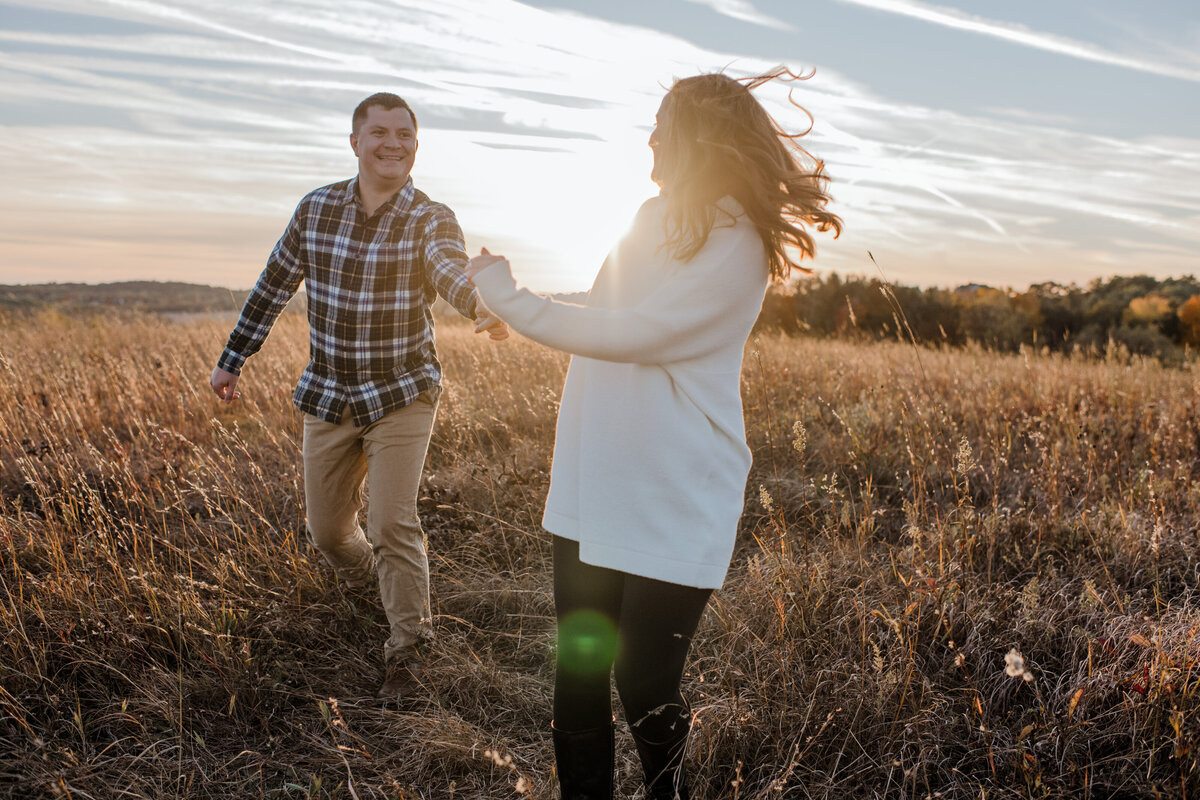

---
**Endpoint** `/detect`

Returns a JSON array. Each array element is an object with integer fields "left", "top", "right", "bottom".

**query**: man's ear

[{"left": 349, "top": 132, "right": 359, "bottom": 157}]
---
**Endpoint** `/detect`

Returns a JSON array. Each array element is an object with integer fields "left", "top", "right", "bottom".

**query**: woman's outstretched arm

[{"left": 470, "top": 223, "right": 766, "bottom": 366}]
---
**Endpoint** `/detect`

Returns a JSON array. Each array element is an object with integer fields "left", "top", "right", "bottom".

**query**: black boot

[
  {"left": 629, "top": 706, "right": 691, "bottom": 800},
  {"left": 551, "top": 720, "right": 614, "bottom": 800}
]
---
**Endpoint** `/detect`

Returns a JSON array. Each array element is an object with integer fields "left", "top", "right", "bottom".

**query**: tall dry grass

[{"left": 0, "top": 310, "right": 1198, "bottom": 799}]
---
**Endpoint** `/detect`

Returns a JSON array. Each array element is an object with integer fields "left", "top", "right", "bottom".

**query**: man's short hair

[{"left": 352, "top": 93, "right": 417, "bottom": 134}]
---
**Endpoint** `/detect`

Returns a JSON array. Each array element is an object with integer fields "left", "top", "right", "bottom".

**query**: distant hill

[
  {"left": 0, "top": 280, "right": 581, "bottom": 321},
  {"left": 0, "top": 281, "right": 304, "bottom": 314}
]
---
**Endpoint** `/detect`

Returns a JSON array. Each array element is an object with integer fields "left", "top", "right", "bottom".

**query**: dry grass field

[{"left": 1, "top": 310, "right": 1198, "bottom": 799}]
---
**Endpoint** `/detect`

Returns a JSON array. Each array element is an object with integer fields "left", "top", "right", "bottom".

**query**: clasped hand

[
  {"left": 467, "top": 247, "right": 507, "bottom": 281},
  {"left": 469, "top": 247, "right": 510, "bottom": 339}
]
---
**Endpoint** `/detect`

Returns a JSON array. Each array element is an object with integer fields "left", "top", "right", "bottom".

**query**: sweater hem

[
  {"left": 542, "top": 509, "right": 580, "bottom": 541},
  {"left": 578, "top": 538, "right": 728, "bottom": 590}
]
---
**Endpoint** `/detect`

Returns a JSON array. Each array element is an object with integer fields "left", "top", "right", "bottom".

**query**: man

[{"left": 209, "top": 92, "right": 507, "bottom": 698}]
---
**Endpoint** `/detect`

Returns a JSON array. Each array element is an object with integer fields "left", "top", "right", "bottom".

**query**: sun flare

[{"left": 422, "top": 126, "right": 655, "bottom": 294}]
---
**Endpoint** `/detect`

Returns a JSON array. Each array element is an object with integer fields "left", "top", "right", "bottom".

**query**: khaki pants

[{"left": 302, "top": 390, "right": 438, "bottom": 661}]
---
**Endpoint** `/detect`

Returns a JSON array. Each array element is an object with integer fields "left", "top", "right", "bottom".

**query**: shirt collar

[{"left": 342, "top": 176, "right": 416, "bottom": 217}]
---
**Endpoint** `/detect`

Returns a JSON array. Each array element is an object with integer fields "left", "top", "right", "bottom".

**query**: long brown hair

[{"left": 653, "top": 68, "right": 842, "bottom": 281}]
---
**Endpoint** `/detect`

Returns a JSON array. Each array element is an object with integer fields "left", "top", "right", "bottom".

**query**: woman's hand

[{"left": 466, "top": 247, "right": 507, "bottom": 282}]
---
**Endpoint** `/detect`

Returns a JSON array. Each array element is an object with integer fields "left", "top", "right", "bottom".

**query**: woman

[{"left": 467, "top": 69, "right": 842, "bottom": 800}]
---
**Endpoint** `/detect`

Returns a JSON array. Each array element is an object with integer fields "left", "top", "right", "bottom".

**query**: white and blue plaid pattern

[{"left": 217, "top": 177, "right": 477, "bottom": 426}]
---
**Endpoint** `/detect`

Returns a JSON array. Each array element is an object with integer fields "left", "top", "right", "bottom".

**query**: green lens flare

[{"left": 557, "top": 610, "right": 618, "bottom": 675}]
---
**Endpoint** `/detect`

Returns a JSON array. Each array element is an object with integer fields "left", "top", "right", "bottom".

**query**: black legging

[{"left": 552, "top": 536, "right": 712, "bottom": 746}]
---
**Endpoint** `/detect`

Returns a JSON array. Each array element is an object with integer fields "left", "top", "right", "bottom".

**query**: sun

[{"left": 420, "top": 127, "right": 655, "bottom": 295}]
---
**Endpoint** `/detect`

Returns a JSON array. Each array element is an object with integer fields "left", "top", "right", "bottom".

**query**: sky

[{"left": 1, "top": 0, "right": 1198, "bottom": 292}]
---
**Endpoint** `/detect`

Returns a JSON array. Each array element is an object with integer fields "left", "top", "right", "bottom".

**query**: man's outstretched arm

[
  {"left": 424, "top": 207, "right": 508, "bottom": 340},
  {"left": 210, "top": 202, "right": 307, "bottom": 400}
]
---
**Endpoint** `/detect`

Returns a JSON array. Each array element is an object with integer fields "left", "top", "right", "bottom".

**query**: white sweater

[{"left": 472, "top": 195, "right": 769, "bottom": 588}]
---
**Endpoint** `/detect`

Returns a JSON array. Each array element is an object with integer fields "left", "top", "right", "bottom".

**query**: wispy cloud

[
  {"left": 0, "top": 0, "right": 740, "bottom": 287},
  {"left": 679, "top": 0, "right": 793, "bottom": 30},
  {"left": 0, "top": 0, "right": 1198, "bottom": 290},
  {"left": 834, "top": 0, "right": 1200, "bottom": 83}
]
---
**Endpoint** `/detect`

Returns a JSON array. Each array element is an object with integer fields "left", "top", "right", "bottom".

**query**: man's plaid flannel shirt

[{"left": 217, "top": 177, "right": 478, "bottom": 426}]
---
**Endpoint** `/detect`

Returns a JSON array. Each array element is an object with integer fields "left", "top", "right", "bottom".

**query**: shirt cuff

[{"left": 216, "top": 347, "right": 246, "bottom": 375}]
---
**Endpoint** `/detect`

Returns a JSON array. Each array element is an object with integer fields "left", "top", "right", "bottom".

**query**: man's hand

[
  {"left": 210, "top": 366, "right": 241, "bottom": 404},
  {"left": 475, "top": 299, "right": 509, "bottom": 341},
  {"left": 468, "top": 247, "right": 509, "bottom": 340}
]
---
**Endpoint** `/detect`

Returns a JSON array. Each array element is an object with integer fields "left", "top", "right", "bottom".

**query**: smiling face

[{"left": 350, "top": 105, "right": 418, "bottom": 191}]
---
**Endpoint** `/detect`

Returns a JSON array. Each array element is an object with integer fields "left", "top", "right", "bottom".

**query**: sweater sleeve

[{"left": 471, "top": 222, "right": 766, "bottom": 365}]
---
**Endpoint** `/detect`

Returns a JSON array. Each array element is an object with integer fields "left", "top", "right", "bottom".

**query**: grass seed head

[
  {"left": 792, "top": 420, "right": 807, "bottom": 454},
  {"left": 955, "top": 436, "right": 976, "bottom": 476}
]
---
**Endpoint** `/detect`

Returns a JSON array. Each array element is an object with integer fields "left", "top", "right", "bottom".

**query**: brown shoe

[{"left": 376, "top": 646, "right": 426, "bottom": 699}]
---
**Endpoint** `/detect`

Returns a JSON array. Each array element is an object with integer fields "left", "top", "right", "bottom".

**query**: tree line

[{"left": 756, "top": 273, "right": 1200, "bottom": 363}]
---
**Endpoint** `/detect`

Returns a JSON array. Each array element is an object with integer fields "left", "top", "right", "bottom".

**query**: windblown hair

[
  {"left": 655, "top": 68, "right": 841, "bottom": 281},
  {"left": 352, "top": 92, "right": 418, "bottom": 134}
]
